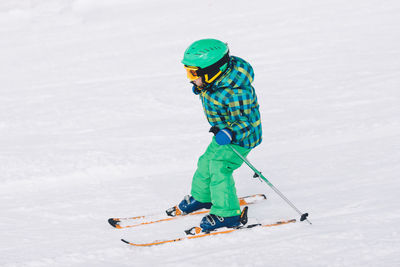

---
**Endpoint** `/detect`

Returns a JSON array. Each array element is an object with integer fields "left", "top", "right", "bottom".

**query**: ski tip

[
  {"left": 121, "top": 239, "right": 130, "bottom": 244},
  {"left": 108, "top": 218, "right": 120, "bottom": 228}
]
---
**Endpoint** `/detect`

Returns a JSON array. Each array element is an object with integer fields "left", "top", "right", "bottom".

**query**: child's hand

[
  {"left": 215, "top": 129, "right": 233, "bottom": 145},
  {"left": 209, "top": 126, "right": 233, "bottom": 145}
]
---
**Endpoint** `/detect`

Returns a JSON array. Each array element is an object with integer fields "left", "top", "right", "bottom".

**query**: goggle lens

[{"left": 184, "top": 66, "right": 200, "bottom": 81}]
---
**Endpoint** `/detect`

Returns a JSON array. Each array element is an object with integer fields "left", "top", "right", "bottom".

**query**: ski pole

[{"left": 229, "top": 145, "right": 312, "bottom": 225}]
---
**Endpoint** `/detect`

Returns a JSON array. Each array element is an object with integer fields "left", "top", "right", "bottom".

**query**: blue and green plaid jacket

[{"left": 194, "top": 56, "right": 262, "bottom": 149}]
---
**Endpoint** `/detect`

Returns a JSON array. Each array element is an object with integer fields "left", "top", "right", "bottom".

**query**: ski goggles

[{"left": 184, "top": 65, "right": 200, "bottom": 81}]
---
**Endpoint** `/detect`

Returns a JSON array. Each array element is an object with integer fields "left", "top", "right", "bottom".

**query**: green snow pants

[{"left": 190, "top": 137, "right": 251, "bottom": 217}]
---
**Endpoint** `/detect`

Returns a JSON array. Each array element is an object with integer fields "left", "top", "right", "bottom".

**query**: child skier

[{"left": 167, "top": 39, "right": 262, "bottom": 232}]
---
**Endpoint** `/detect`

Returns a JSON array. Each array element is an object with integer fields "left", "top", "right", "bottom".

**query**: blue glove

[{"left": 215, "top": 128, "right": 233, "bottom": 145}]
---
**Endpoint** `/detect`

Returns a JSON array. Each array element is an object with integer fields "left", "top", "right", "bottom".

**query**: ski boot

[
  {"left": 184, "top": 207, "right": 249, "bottom": 235},
  {"left": 199, "top": 206, "right": 248, "bottom": 232},
  {"left": 166, "top": 195, "right": 212, "bottom": 217}
]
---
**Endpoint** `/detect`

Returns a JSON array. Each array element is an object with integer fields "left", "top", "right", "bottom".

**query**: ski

[
  {"left": 121, "top": 218, "right": 296, "bottom": 247},
  {"left": 108, "top": 194, "right": 266, "bottom": 229}
]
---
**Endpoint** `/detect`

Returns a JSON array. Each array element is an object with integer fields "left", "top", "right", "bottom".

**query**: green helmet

[{"left": 182, "top": 39, "right": 230, "bottom": 84}]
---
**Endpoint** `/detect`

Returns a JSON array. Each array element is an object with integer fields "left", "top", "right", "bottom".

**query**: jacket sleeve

[{"left": 226, "top": 90, "right": 255, "bottom": 142}]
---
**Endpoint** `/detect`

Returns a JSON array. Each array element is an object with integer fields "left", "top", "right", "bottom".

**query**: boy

[{"left": 167, "top": 39, "right": 262, "bottom": 232}]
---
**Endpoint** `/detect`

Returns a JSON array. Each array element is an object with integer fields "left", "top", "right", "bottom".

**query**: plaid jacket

[{"left": 194, "top": 56, "right": 262, "bottom": 149}]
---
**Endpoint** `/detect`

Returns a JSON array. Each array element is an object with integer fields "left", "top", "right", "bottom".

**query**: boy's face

[{"left": 193, "top": 77, "right": 203, "bottom": 88}]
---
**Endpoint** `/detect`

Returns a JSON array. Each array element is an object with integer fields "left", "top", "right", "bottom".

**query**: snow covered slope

[{"left": 1, "top": 0, "right": 399, "bottom": 266}]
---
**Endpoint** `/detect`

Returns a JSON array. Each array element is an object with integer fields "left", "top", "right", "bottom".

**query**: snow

[{"left": 1, "top": 0, "right": 400, "bottom": 266}]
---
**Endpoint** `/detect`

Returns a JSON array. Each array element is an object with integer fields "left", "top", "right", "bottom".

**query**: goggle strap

[
  {"left": 204, "top": 70, "right": 222, "bottom": 83},
  {"left": 197, "top": 52, "right": 230, "bottom": 77}
]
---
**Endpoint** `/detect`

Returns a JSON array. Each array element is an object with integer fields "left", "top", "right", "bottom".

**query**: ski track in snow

[{"left": 1, "top": 0, "right": 400, "bottom": 266}]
